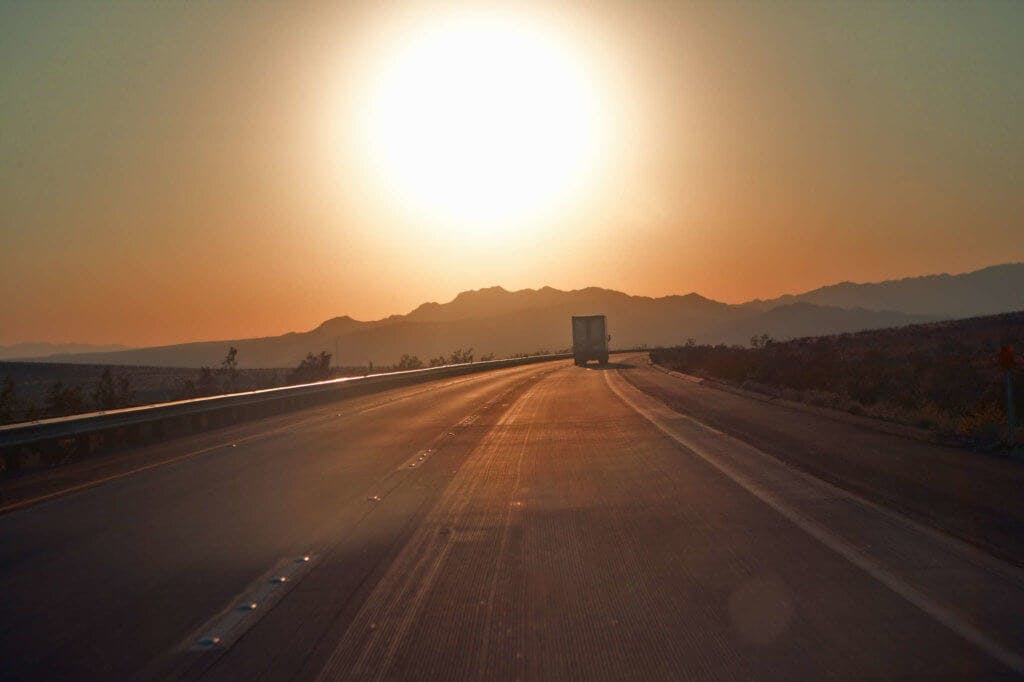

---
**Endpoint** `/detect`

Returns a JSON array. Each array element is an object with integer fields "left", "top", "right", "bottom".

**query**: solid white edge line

[{"left": 605, "top": 370, "right": 1024, "bottom": 676}]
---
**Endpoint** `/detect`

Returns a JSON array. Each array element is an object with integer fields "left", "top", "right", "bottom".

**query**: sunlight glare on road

[{"left": 353, "top": 9, "right": 610, "bottom": 238}]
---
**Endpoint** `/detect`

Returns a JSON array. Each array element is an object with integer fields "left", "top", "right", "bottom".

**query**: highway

[{"left": 2, "top": 355, "right": 1024, "bottom": 680}]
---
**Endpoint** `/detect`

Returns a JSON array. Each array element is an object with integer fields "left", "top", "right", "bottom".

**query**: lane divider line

[
  {"left": 186, "top": 554, "right": 317, "bottom": 653},
  {"left": 350, "top": 370, "right": 558, "bottom": 511},
  {"left": 315, "top": 378, "right": 548, "bottom": 681},
  {"left": 605, "top": 369, "right": 1024, "bottom": 676},
  {"left": 136, "top": 366, "right": 562, "bottom": 681}
]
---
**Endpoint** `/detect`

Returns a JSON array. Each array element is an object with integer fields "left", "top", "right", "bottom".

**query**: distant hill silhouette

[
  {"left": 753, "top": 263, "right": 1024, "bottom": 317},
  {"left": 13, "top": 263, "right": 1024, "bottom": 368},
  {"left": 704, "top": 303, "right": 933, "bottom": 345},
  {"left": 0, "top": 342, "right": 129, "bottom": 361}
]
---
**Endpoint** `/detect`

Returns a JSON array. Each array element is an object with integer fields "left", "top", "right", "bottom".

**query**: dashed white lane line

[
  {"left": 398, "top": 448, "right": 434, "bottom": 471},
  {"left": 188, "top": 555, "right": 317, "bottom": 652},
  {"left": 605, "top": 369, "right": 1024, "bottom": 676},
  {"left": 315, "top": 378, "right": 547, "bottom": 681}
]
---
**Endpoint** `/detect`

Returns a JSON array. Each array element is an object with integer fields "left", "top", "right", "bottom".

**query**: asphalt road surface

[{"left": 2, "top": 355, "right": 1024, "bottom": 681}]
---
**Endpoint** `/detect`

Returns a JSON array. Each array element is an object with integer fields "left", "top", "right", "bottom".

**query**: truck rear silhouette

[{"left": 571, "top": 315, "right": 610, "bottom": 366}]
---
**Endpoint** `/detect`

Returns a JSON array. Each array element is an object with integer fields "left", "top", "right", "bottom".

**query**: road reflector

[{"left": 186, "top": 554, "right": 316, "bottom": 653}]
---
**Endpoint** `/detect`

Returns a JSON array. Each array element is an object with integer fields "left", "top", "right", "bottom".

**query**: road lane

[
  {"left": 5, "top": 354, "right": 1024, "bottom": 680},
  {"left": 217, "top": 358, "right": 1024, "bottom": 680},
  {"left": 0, "top": 366, "right": 558, "bottom": 513},
  {"left": 0, "top": 360, "right": 565, "bottom": 681}
]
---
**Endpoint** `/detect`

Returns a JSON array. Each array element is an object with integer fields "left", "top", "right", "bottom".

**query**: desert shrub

[
  {"left": 957, "top": 402, "right": 1005, "bottom": 439},
  {"left": 289, "top": 351, "right": 333, "bottom": 384},
  {"left": 219, "top": 347, "right": 240, "bottom": 392},
  {"left": 395, "top": 354, "right": 424, "bottom": 371},
  {"left": 0, "top": 376, "right": 17, "bottom": 424},
  {"left": 176, "top": 378, "right": 199, "bottom": 400},
  {"left": 448, "top": 348, "right": 474, "bottom": 364},
  {"left": 197, "top": 367, "right": 218, "bottom": 395},
  {"left": 93, "top": 368, "right": 134, "bottom": 410},
  {"left": 651, "top": 312, "right": 1024, "bottom": 443},
  {"left": 44, "top": 381, "right": 84, "bottom": 418}
]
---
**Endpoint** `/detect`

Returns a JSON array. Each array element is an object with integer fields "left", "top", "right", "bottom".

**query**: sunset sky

[{"left": 2, "top": 1, "right": 1022, "bottom": 347}]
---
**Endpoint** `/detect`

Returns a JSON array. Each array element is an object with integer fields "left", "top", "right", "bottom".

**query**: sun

[{"left": 355, "top": 11, "right": 606, "bottom": 235}]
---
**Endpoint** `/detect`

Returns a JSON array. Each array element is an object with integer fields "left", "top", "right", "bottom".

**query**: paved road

[{"left": 2, "top": 356, "right": 1023, "bottom": 680}]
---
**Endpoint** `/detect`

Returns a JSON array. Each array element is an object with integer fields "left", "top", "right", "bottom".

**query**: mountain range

[{"left": 8, "top": 263, "right": 1024, "bottom": 368}]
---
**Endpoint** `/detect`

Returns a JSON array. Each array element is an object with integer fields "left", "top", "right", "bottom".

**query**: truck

[{"left": 571, "top": 315, "right": 610, "bottom": 366}]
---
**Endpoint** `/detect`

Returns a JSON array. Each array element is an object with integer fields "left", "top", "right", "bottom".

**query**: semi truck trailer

[{"left": 571, "top": 315, "right": 610, "bottom": 366}]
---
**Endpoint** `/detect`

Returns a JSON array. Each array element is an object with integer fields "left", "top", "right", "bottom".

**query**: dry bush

[{"left": 650, "top": 311, "right": 1024, "bottom": 444}]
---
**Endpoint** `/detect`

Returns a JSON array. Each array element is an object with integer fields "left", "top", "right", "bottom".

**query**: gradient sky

[{"left": 2, "top": 1, "right": 1022, "bottom": 347}]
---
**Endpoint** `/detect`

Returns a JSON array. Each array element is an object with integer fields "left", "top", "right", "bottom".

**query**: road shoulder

[
  {"left": 620, "top": 356, "right": 1024, "bottom": 567},
  {"left": 605, "top": 368, "right": 1024, "bottom": 676},
  {"left": 648, "top": 359, "right": 970, "bottom": 449}
]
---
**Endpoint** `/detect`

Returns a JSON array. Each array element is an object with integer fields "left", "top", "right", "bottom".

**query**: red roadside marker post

[{"left": 1000, "top": 345, "right": 1017, "bottom": 448}]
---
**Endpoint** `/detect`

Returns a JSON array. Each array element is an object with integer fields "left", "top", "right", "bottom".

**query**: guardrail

[{"left": 0, "top": 353, "right": 572, "bottom": 478}]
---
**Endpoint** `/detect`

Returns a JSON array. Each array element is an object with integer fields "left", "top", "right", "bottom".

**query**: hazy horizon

[{"left": 3, "top": 1, "right": 1023, "bottom": 347}]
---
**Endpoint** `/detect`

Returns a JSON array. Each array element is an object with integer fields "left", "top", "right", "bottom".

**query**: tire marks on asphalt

[{"left": 315, "top": 377, "right": 552, "bottom": 681}]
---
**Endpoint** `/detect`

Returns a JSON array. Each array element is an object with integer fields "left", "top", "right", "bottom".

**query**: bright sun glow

[{"left": 357, "top": 12, "right": 607, "bottom": 235}]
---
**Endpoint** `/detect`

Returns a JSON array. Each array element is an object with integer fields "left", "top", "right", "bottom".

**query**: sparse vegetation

[
  {"left": 395, "top": 354, "right": 424, "bottom": 370},
  {"left": 448, "top": 348, "right": 474, "bottom": 364},
  {"left": 44, "top": 381, "right": 84, "bottom": 418},
  {"left": 510, "top": 348, "right": 569, "bottom": 358},
  {"left": 289, "top": 351, "right": 333, "bottom": 384},
  {"left": 92, "top": 368, "right": 133, "bottom": 410},
  {"left": 197, "top": 366, "right": 218, "bottom": 395},
  {"left": 0, "top": 361, "right": 289, "bottom": 425},
  {"left": 650, "top": 311, "right": 1024, "bottom": 443},
  {"left": 0, "top": 376, "right": 18, "bottom": 423},
  {"left": 0, "top": 344, "right": 551, "bottom": 426},
  {"left": 429, "top": 348, "right": 475, "bottom": 366},
  {"left": 219, "top": 346, "right": 239, "bottom": 392}
]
